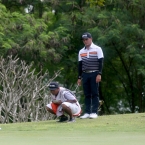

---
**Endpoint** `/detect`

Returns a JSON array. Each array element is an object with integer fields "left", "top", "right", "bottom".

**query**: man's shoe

[
  {"left": 57, "top": 115, "right": 68, "bottom": 122},
  {"left": 68, "top": 117, "right": 76, "bottom": 123},
  {"left": 89, "top": 113, "right": 98, "bottom": 119},
  {"left": 80, "top": 113, "right": 90, "bottom": 119}
]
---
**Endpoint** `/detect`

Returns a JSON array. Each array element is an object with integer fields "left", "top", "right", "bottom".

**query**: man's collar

[{"left": 84, "top": 42, "right": 93, "bottom": 49}]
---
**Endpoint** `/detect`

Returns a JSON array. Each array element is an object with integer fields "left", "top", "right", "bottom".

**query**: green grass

[{"left": 0, "top": 113, "right": 145, "bottom": 145}]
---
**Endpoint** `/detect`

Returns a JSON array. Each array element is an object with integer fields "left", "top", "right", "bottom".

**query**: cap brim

[
  {"left": 82, "top": 36, "right": 89, "bottom": 39},
  {"left": 49, "top": 88, "right": 58, "bottom": 90}
]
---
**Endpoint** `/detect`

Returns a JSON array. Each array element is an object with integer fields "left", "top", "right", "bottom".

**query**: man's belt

[{"left": 83, "top": 70, "right": 97, "bottom": 73}]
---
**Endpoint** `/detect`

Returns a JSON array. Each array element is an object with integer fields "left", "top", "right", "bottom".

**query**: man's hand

[
  {"left": 52, "top": 100, "right": 62, "bottom": 105},
  {"left": 77, "top": 79, "right": 81, "bottom": 86},
  {"left": 96, "top": 74, "right": 101, "bottom": 83}
]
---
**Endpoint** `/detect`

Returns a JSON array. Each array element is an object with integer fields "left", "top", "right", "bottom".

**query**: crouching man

[{"left": 46, "top": 82, "right": 81, "bottom": 123}]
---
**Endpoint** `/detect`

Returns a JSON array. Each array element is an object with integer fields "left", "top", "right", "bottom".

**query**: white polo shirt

[{"left": 78, "top": 43, "right": 104, "bottom": 71}]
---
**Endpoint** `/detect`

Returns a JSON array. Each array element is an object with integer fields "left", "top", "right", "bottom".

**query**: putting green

[
  {"left": 0, "top": 130, "right": 145, "bottom": 145},
  {"left": 0, "top": 113, "right": 145, "bottom": 145}
]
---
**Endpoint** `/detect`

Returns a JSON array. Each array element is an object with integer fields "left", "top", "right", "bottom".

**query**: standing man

[
  {"left": 46, "top": 82, "right": 81, "bottom": 122},
  {"left": 77, "top": 32, "right": 104, "bottom": 119}
]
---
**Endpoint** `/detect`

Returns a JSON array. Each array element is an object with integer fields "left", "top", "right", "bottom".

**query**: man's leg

[
  {"left": 61, "top": 104, "right": 73, "bottom": 120},
  {"left": 91, "top": 82, "right": 99, "bottom": 113},
  {"left": 46, "top": 105, "right": 68, "bottom": 122},
  {"left": 62, "top": 102, "right": 81, "bottom": 122},
  {"left": 90, "top": 72, "right": 100, "bottom": 114},
  {"left": 82, "top": 73, "right": 92, "bottom": 114},
  {"left": 92, "top": 94, "right": 99, "bottom": 113},
  {"left": 46, "top": 106, "right": 56, "bottom": 115},
  {"left": 84, "top": 95, "right": 92, "bottom": 114}
]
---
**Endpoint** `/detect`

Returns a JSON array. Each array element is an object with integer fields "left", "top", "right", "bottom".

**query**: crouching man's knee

[
  {"left": 46, "top": 106, "right": 56, "bottom": 114},
  {"left": 62, "top": 104, "right": 69, "bottom": 110}
]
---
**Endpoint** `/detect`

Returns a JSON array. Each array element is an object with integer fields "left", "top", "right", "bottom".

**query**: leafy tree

[{"left": 0, "top": 2, "right": 71, "bottom": 73}]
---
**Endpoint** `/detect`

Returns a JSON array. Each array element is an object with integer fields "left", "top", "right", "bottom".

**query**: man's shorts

[{"left": 46, "top": 102, "right": 81, "bottom": 116}]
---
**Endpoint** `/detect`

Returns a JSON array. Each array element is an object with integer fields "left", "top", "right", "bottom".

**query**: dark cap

[
  {"left": 82, "top": 32, "right": 92, "bottom": 39},
  {"left": 48, "top": 82, "right": 59, "bottom": 90}
]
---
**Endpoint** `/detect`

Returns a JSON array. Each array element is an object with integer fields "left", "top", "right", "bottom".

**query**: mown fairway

[{"left": 0, "top": 113, "right": 145, "bottom": 145}]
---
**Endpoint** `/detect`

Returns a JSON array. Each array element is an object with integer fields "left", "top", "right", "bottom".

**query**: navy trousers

[{"left": 82, "top": 71, "right": 99, "bottom": 114}]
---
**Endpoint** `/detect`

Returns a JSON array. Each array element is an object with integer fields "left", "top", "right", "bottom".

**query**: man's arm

[
  {"left": 96, "top": 58, "right": 104, "bottom": 83},
  {"left": 78, "top": 61, "right": 82, "bottom": 79},
  {"left": 98, "top": 58, "right": 104, "bottom": 75},
  {"left": 64, "top": 91, "right": 77, "bottom": 103}
]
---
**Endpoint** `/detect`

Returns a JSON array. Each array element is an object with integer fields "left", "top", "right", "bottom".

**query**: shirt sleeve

[
  {"left": 78, "top": 50, "right": 82, "bottom": 61},
  {"left": 63, "top": 91, "right": 76, "bottom": 101},
  {"left": 97, "top": 47, "right": 104, "bottom": 59},
  {"left": 98, "top": 58, "right": 104, "bottom": 75}
]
